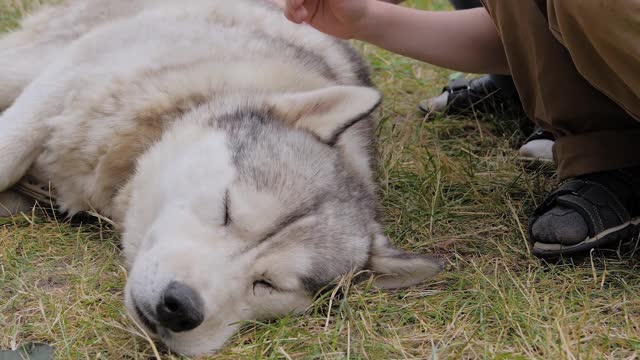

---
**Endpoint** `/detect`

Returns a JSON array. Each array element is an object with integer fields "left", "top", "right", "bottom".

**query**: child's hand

[
  {"left": 284, "top": 0, "right": 372, "bottom": 39},
  {"left": 285, "top": 1, "right": 507, "bottom": 75}
]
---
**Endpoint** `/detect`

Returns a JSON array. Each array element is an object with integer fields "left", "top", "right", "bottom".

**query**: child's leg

[{"left": 485, "top": 0, "right": 640, "bottom": 256}]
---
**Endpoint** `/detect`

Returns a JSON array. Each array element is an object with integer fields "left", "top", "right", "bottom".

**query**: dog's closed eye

[
  {"left": 252, "top": 279, "right": 275, "bottom": 295},
  {"left": 223, "top": 190, "right": 231, "bottom": 226}
]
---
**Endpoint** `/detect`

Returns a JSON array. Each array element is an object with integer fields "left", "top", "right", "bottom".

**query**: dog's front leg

[{"left": 0, "top": 63, "right": 70, "bottom": 191}]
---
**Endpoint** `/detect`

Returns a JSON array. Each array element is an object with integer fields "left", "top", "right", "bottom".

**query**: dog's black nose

[{"left": 156, "top": 281, "right": 204, "bottom": 332}]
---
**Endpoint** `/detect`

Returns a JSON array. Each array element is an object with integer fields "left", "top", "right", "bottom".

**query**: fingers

[{"left": 284, "top": 0, "right": 309, "bottom": 23}]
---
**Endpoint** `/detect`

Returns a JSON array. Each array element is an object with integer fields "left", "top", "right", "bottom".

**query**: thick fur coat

[{"left": 0, "top": 0, "right": 441, "bottom": 355}]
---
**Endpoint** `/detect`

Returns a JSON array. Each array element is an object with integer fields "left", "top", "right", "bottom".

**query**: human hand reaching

[
  {"left": 284, "top": 0, "right": 508, "bottom": 75},
  {"left": 284, "top": 0, "right": 373, "bottom": 39}
]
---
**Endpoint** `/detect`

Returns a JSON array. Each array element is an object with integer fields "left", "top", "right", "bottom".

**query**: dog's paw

[{"left": 0, "top": 190, "right": 35, "bottom": 217}]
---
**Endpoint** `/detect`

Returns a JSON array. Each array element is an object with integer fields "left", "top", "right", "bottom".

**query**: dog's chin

[
  {"left": 159, "top": 323, "right": 241, "bottom": 357},
  {"left": 161, "top": 338, "right": 222, "bottom": 358},
  {"left": 126, "top": 305, "right": 159, "bottom": 339},
  {"left": 126, "top": 308, "right": 220, "bottom": 357},
  {"left": 123, "top": 292, "right": 160, "bottom": 340}
]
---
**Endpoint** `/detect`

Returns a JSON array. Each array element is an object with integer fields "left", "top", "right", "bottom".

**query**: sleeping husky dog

[{"left": 0, "top": 0, "right": 442, "bottom": 355}]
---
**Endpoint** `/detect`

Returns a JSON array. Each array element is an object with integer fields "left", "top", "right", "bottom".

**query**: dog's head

[{"left": 121, "top": 85, "right": 442, "bottom": 355}]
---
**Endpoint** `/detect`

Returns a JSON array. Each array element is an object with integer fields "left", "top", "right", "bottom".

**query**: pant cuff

[{"left": 554, "top": 129, "right": 640, "bottom": 179}]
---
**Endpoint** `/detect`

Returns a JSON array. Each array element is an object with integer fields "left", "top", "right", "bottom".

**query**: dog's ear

[
  {"left": 268, "top": 86, "right": 381, "bottom": 144},
  {"left": 365, "top": 234, "right": 443, "bottom": 289}
]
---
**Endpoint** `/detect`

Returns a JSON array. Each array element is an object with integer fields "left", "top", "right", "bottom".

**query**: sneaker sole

[{"left": 532, "top": 216, "right": 640, "bottom": 257}]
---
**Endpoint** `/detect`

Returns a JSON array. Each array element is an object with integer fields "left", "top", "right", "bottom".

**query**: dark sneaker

[
  {"left": 418, "top": 75, "right": 520, "bottom": 116},
  {"left": 420, "top": 75, "right": 556, "bottom": 166},
  {"left": 529, "top": 167, "right": 640, "bottom": 257}
]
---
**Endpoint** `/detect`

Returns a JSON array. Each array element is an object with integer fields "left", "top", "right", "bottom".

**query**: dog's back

[{"left": 12, "top": 0, "right": 378, "bottom": 219}]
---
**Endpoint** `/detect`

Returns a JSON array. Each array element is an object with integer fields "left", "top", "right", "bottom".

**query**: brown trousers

[{"left": 482, "top": 0, "right": 640, "bottom": 179}]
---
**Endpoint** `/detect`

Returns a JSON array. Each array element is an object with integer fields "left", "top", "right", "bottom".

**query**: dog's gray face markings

[
  {"left": 124, "top": 106, "right": 372, "bottom": 354},
  {"left": 123, "top": 90, "right": 441, "bottom": 355},
  {"left": 216, "top": 108, "right": 376, "bottom": 289}
]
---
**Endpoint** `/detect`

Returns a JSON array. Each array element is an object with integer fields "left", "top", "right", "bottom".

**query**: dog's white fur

[{"left": 0, "top": 0, "right": 442, "bottom": 355}]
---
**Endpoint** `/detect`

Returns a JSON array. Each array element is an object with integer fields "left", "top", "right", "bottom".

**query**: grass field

[{"left": 1, "top": 1, "right": 640, "bottom": 359}]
